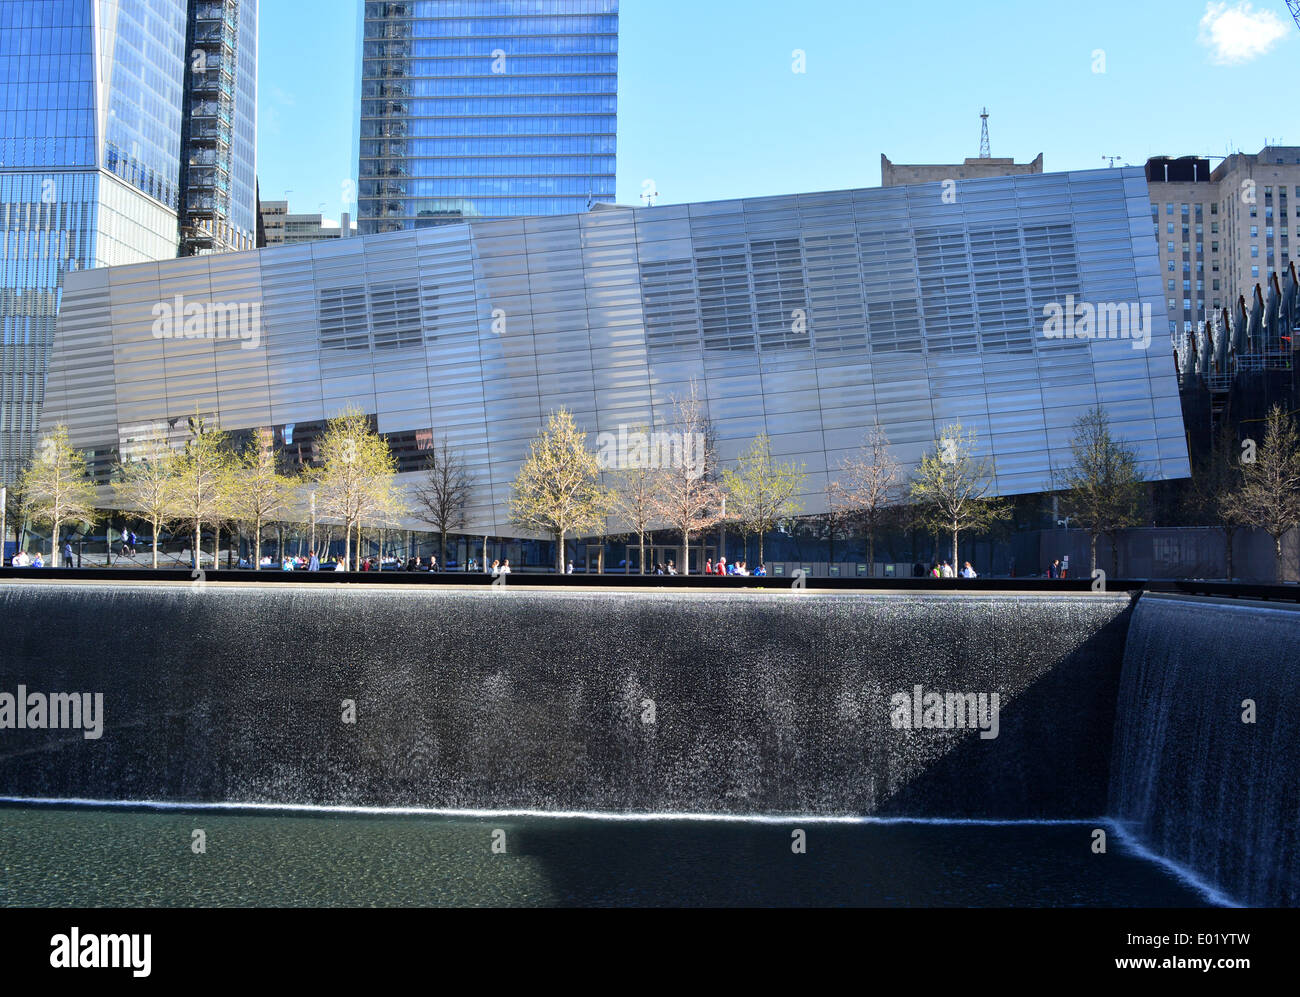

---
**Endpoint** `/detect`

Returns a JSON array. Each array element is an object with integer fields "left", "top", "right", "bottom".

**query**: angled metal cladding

[{"left": 43, "top": 167, "right": 1189, "bottom": 537}]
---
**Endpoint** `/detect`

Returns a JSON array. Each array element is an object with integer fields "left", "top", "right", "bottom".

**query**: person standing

[
  {"left": 308, "top": 549, "right": 320, "bottom": 571},
  {"left": 961, "top": 561, "right": 977, "bottom": 579}
]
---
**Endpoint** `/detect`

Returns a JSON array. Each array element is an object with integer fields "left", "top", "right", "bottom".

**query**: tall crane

[{"left": 1290, "top": 1, "right": 1300, "bottom": 32}]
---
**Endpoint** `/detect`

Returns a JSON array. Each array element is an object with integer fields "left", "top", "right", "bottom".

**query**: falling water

[
  {"left": 0, "top": 582, "right": 1134, "bottom": 818},
  {"left": 1110, "top": 593, "right": 1300, "bottom": 907}
]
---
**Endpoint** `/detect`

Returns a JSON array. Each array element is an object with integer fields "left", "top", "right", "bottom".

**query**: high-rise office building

[
  {"left": 1144, "top": 146, "right": 1300, "bottom": 346},
  {"left": 357, "top": 0, "right": 618, "bottom": 233},
  {"left": 0, "top": 0, "right": 257, "bottom": 479},
  {"left": 179, "top": 0, "right": 259, "bottom": 255},
  {"left": 260, "top": 200, "right": 357, "bottom": 245}
]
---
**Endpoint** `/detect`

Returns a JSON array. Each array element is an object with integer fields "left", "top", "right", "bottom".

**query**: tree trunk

[
  {"left": 682, "top": 530, "right": 690, "bottom": 575},
  {"left": 254, "top": 522, "right": 261, "bottom": 569},
  {"left": 1224, "top": 528, "right": 1234, "bottom": 580},
  {"left": 152, "top": 518, "right": 160, "bottom": 570},
  {"left": 344, "top": 518, "right": 352, "bottom": 572},
  {"left": 951, "top": 525, "right": 958, "bottom": 574},
  {"left": 867, "top": 522, "right": 875, "bottom": 579},
  {"left": 759, "top": 528, "right": 765, "bottom": 565},
  {"left": 639, "top": 532, "right": 646, "bottom": 575},
  {"left": 52, "top": 520, "right": 60, "bottom": 567},
  {"left": 440, "top": 529, "right": 448, "bottom": 568},
  {"left": 1276, "top": 534, "right": 1285, "bottom": 582},
  {"left": 194, "top": 522, "right": 202, "bottom": 571},
  {"left": 1089, "top": 533, "right": 1097, "bottom": 574},
  {"left": 556, "top": 530, "right": 565, "bottom": 572},
  {"left": 1111, "top": 536, "right": 1119, "bottom": 578}
]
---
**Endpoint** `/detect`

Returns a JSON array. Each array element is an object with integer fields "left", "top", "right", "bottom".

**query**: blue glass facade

[
  {"left": 358, "top": 0, "right": 618, "bottom": 232},
  {"left": 101, "top": 0, "right": 188, "bottom": 210},
  {"left": 0, "top": 0, "right": 256, "bottom": 478}
]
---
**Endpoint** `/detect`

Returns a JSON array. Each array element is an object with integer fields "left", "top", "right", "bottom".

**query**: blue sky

[{"left": 257, "top": 0, "right": 1299, "bottom": 222}]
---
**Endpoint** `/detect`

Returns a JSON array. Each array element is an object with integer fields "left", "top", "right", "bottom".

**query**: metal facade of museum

[{"left": 43, "top": 167, "right": 1190, "bottom": 536}]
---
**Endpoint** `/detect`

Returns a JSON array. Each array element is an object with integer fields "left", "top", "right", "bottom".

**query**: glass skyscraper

[
  {"left": 0, "top": 0, "right": 256, "bottom": 479},
  {"left": 357, "top": 0, "right": 618, "bottom": 233}
]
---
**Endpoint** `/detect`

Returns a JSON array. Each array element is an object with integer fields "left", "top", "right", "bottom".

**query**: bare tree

[
  {"left": 1184, "top": 423, "right": 1248, "bottom": 579},
  {"left": 827, "top": 424, "right": 902, "bottom": 574},
  {"left": 171, "top": 412, "right": 233, "bottom": 571},
  {"left": 312, "top": 406, "right": 400, "bottom": 570},
  {"left": 21, "top": 425, "right": 97, "bottom": 567},
  {"left": 112, "top": 426, "right": 177, "bottom": 569},
  {"left": 650, "top": 384, "right": 722, "bottom": 574},
  {"left": 1223, "top": 403, "right": 1300, "bottom": 581},
  {"left": 721, "top": 433, "right": 806, "bottom": 564},
  {"left": 910, "top": 422, "right": 1008, "bottom": 572},
  {"left": 228, "top": 428, "right": 296, "bottom": 569},
  {"left": 1058, "top": 407, "right": 1145, "bottom": 575},
  {"left": 606, "top": 422, "right": 662, "bottom": 574},
  {"left": 410, "top": 433, "right": 474, "bottom": 567},
  {"left": 509, "top": 408, "right": 609, "bottom": 572}
]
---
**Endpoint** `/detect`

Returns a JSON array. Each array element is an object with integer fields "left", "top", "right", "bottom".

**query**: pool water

[{"left": 0, "top": 804, "right": 1222, "bottom": 907}]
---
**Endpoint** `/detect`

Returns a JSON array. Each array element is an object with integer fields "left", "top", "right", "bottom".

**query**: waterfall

[
  {"left": 0, "top": 583, "right": 1133, "bottom": 818},
  {"left": 1110, "top": 593, "right": 1300, "bottom": 907}
]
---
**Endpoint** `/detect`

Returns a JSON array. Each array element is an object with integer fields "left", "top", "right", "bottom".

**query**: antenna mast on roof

[{"left": 979, "top": 108, "right": 991, "bottom": 159}]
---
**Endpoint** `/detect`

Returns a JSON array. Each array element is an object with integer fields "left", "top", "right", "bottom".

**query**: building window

[
  {"left": 1252, "top": 265, "right": 1259, "bottom": 277},
  {"left": 318, "top": 286, "right": 370, "bottom": 351}
]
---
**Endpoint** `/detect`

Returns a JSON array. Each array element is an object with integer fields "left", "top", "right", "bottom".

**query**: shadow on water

[
  {"left": 0, "top": 804, "right": 1213, "bottom": 908},
  {"left": 877, "top": 611, "right": 1131, "bottom": 818}
]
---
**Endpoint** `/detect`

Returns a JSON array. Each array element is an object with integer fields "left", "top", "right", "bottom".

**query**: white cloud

[{"left": 1198, "top": 2, "right": 1289, "bottom": 65}]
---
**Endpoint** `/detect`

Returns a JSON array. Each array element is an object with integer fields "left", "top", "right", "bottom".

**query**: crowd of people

[
  {"left": 700, "top": 557, "right": 766, "bottom": 576},
  {"left": 925, "top": 560, "right": 978, "bottom": 578}
]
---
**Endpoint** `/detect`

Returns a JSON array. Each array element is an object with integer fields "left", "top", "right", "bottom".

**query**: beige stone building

[
  {"left": 880, "top": 152, "right": 1044, "bottom": 187},
  {"left": 1145, "top": 146, "right": 1300, "bottom": 344},
  {"left": 258, "top": 200, "right": 357, "bottom": 246}
]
